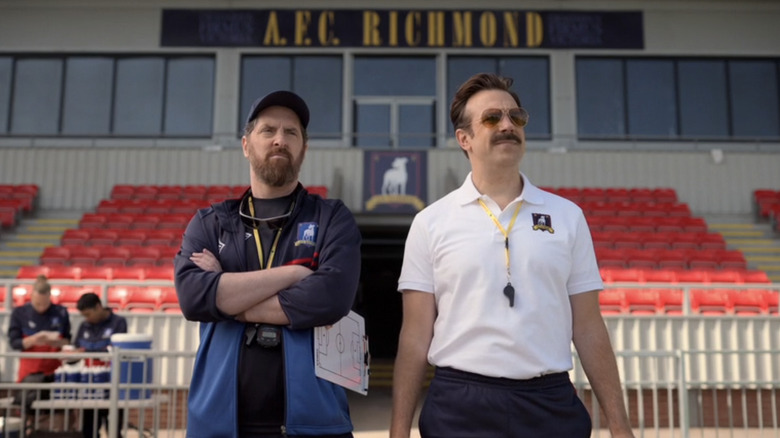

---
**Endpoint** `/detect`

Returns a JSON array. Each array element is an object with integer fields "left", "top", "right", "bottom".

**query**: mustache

[
  {"left": 491, "top": 132, "right": 522, "bottom": 144},
  {"left": 265, "top": 148, "right": 293, "bottom": 160}
]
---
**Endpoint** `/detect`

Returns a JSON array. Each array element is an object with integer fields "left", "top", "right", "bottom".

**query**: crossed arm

[{"left": 189, "top": 248, "right": 313, "bottom": 325}]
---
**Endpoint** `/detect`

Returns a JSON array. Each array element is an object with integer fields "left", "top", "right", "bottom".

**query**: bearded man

[{"left": 174, "top": 91, "right": 362, "bottom": 438}]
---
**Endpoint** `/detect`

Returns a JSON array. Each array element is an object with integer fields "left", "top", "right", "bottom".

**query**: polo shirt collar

[{"left": 456, "top": 171, "right": 546, "bottom": 206}]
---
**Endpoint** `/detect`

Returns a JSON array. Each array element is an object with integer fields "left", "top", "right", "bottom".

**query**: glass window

[
  {"left": 500, "top": 58, "right": 550, "bottom": 137},
  {"left": 354, "top": 103, "right": 391, "bottom": 147},
  {"left": 62, "top": 57, "right": 113, "bottom": 136},
  {"left": 447, "top": 57, "right": 495, "bottom": 136},
  {"left": 113, "top": 58, "right": 165, "bottom": 136},
  {"left": 678, "top": 60, "right": 729, "bottom": 139},
  {"left": 399, "top": 104, "right": 435, "bottom": 148},
  {"left": 576, "top": 58, "right": 625, "bottom": 138},
  {"left": 11, "top": 58, "right": 62, "bottom": 135},
  {"left": 293, "top": 57, "right": 342, "bottom": 139},
  {"left": 626, "top": 59, "right": 676, "bottom": 138},
  {"left": 240, "top": 56, "right": 342, "bottom": 139},
  {"left": 239, "top": 57, "right": 291, "bottom": 134},
  {"left": 354, "top": 57, "right": 435, "bottom": 96},
  {"left": 447, "top": 56, "right": 550, "bottom": 138},
  {"left": 165, "top": 57, "right": 215, "bottom": 137},
  {"left": 0, "top": 57, "right": 11, "bottom": 134},
  {"left": 729, "top": 60, "right": 780, "bottom": 139}
]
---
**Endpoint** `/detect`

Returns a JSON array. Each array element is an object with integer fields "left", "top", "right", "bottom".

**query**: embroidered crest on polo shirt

[
  {"left": 245, "top": 232, "right": 252, "bottom": 241},
  {"left": 218, "top": 240, "right": 225, "bottom": 253},
  {"left": 295, "top": 222, "right": 318, "bottom": 247},
  {"left": 532, "top": 213, "right": 555, "bottom": 234}
]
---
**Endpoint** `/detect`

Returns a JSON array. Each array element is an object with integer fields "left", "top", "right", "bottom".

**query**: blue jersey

[{"left": 73, "top": 311, "right": 127, "bottom": 352}]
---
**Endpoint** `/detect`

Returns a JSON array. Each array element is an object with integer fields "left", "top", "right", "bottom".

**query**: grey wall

[{"left": 0, "top": 147, "right": 778, "bottom": 215}]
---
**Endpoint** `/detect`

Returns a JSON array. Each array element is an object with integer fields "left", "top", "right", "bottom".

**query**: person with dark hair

[
  {"left": 73, "top": 292, "right": 127, "bottom": 438},
  {"left": 390, "top": 73, "right": 634, "bottom": 438},
  {"left": 8, "top": 275, "right": 71, "bottom": 382},
  {"left": 174, "top": 90, "right": 362, "bottom": 437}
]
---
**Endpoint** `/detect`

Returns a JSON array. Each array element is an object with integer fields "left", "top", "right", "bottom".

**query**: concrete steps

[
  {"left": 0, "top": 211, "right": 81, "bottom": 278},
  {"left": 708, "top": 219, "right": 780, "bottom": 283}
]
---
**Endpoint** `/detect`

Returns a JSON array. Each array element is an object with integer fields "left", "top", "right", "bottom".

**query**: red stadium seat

[
  {"left": 706, "top": 269, "right": 744, "bottom": 284},
  {"left": 144, "top": 229, "right": 178, "bottom": 246},
  {"left": 111, "top": 265, "right": 147, "bottom": 281},
  {"left": 107, "top": 286, "right": 134, "bottom": 310},
  {"left": 118, "top": 199, "right": 148, "bottom": 215},
  {"left": 79, "top": 265, "right": 114, "bottom": 281},
  {"left": 125, "top": 287, "right": 163, "bottom": 311},
  {"left": 95, "top": 199, "right": 123, "bottom": 214},
  {"left": 625, "top": 289, "right": 662, "bottom": 315},
  {"left": 656, "top": 249, "right": 689, "bottom": 270},
  {"left": 687, "top": 251, "right": 720, "bottom": 271},
  {"left": 641, "top": 232, "right": 672, "bottom": 250},
  {"left": 79, "top": 213, "right": 108, "bottom": 229},
  {"left": 742, "top": 270, "right": 771, "bottom": 284},
  {"left": 116, "top": 230, "right": 148, "bottom": 247},
  {"left": 181, "top": 185, "right": 207, "bottom": 201},
  {"left": 730, "top": 289, "right": 769, "bottom": 315},
  {"left": 158, "top": 287, "right": 180, "bottom": 312},
  {"left": 715, "top": 249, "right": 747, "bottom": 270},
  {"left": 52, "top": 286, "right": 91, "bottom": 311},
  {"left": 601, "top": 267, "right": 644, "bottom": 283},
  {"left": 110, "top": 185, "right": 136, "bottom": 200},
  {"left": 133, "top": 185, "right": 159, "bottom": 200},
  {"left": 132, "top": 215, "right": 161, "bottom": 230},
  {"left": 155, "top": 185, "right": 183, "bottom": 200},
  {"left": 612, "top": 232, "right": 643, "bottom": 250},
  {"left": 97, "top": 246, "right": 131, "bottom": 266},
  {"left": 643, "top": 269, "right": 680, "bottom": 284},
  {"left": 624, "top": 249, "right": 658, "bottom": 270},
  {"left": 61, "top": 229, "right": 90, "bottom": 246},
  {"left": 16, "top": 265, "right": 49, "bottom": 279},
  {"left": 47, "top": 265, "right": 82, "bottom": 280},
  {"left": 67, "top": 246, "right": 101, "bottom": 266},
  {"left": 691, "top": 289, "right": 731, "bottom": 315},
  {"left": 658, "top": 288, "right": 684, "bottom": 315},
  {"left": 605, "top": 188, "right": 631, "bottom": 203},
  {"left": 767, "top": 291, "right": 779, "bottom": 315},
  {"left": 88, "top": 229, "right": 119, "bottom": 246},
  {"left": 698, "top": 232, "right": 726, "bottom": 250},
  {"left": 675, "top": 269, "right": 709, "bottom": 284},
  {"left": 669, "top": 232, "right": 700, "bottom": 250},
  {"left": 40, "top": 246, "right": 71, "bottom": 265},
  {"left": 652, "top": 188, "right": 678, "bottom": 203},
  {"left": 144, "top": 265, "right": 174, "bottom": 281},
  {"left": 12, "top": 284, "right": 34, "bottom": 306},
  {"left": 599, "top": 288, "right": 627, "bottom": 315}
]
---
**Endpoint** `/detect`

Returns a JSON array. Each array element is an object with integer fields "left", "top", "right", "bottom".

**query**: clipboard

[{"left": 314, "top": 310, "right": 369, "bottom": 395}]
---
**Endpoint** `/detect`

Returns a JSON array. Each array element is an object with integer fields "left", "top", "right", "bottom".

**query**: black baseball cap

[{"left": 245, "top": 90, "right": 310, "bottom": 129}]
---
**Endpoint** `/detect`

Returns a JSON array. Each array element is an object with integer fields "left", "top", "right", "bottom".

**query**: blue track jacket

[{"left": 174, "top": 185, "right": 361, "bottom": 438}]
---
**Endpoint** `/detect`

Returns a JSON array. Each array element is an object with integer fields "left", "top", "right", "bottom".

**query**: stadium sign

[{"left": 161, "top": 9, "right": 643, "bottom": 49}]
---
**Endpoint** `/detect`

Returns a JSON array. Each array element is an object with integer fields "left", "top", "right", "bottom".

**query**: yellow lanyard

[
  {"left": 478, "top": 199, "right": 522, "bottom": 284},
  {"left": 247, "top": 195, "right": 292, "bottom": 270}
]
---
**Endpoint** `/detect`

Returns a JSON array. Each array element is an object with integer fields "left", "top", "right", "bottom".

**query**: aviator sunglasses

[{"left": 479, "top": 107, "right": 530, "bottom": 128}]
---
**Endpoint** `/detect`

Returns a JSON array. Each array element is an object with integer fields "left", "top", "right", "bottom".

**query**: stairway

[
  {"left": 0, "top": 210, "right": 81, "bottom": 278},
  {"left": 708, "top": 216, "right": 780, "bottom": 283}
]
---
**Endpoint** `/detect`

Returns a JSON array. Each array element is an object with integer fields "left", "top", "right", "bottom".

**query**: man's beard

[{"left": 251, "top": 147, "right": 304, "bottom": 187}]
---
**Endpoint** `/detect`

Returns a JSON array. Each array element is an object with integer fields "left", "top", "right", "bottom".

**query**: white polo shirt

[{"left": 398, "top": 172, "right": 603, "bottom": 380}]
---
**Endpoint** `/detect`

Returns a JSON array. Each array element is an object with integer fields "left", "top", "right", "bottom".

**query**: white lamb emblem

[
  {"left": 302, "top": 224, "right": 316, "bottom": 241},
  {"left": 382, "top": 157, "right": 409, "bottom": 196}
]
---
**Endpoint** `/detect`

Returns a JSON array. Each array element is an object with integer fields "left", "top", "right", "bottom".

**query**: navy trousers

[{"left": 419, "top": 367, "right": 592, "bottom": 438}]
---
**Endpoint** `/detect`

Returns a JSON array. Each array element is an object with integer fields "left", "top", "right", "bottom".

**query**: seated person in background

[
  {"left": 8, "top": 275, "right": 71, "bottom": 384},
  {"left": 73, "top": 292, "right": 128, "bottom": 438}
]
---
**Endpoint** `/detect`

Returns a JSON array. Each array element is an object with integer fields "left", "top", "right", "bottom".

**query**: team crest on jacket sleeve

[{"left": 295, "top": 222, "right": 318, "bottom": 247}]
